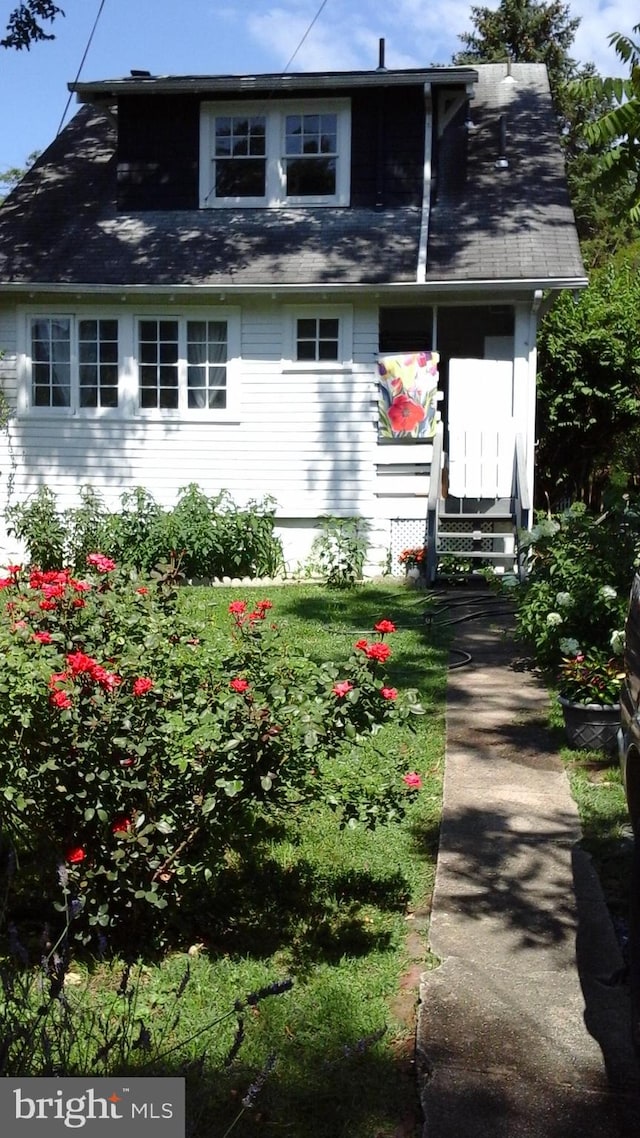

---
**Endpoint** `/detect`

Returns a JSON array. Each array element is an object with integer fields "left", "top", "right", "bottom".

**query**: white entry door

[{"left": 447, "top": 358, "right": 516, "bottom": 498}]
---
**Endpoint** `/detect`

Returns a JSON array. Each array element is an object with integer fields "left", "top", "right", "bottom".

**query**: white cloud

[{"left": 242, "top": 0, "right": 634, "bottom": 75}]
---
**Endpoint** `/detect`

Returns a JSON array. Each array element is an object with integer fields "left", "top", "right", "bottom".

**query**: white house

[{"left": 0, "top": 61, "right": 586, "bottom": 578}]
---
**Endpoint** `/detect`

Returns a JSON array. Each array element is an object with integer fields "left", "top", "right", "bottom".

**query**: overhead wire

[
  {"left": 281, "top": 0, "right": 331, "bottom": 74},
  {"left": 56, "top": 0, "right": 108, "bottom": 137}
]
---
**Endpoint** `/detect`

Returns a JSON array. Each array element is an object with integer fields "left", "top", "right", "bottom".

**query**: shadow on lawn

[{"left": 196, "top": 848, "right": 412, "bottom": 967}]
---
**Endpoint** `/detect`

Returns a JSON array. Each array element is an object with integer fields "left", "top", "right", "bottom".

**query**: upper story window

[{"left": 200, "top": 99, "right": 351, "bottom": 207}]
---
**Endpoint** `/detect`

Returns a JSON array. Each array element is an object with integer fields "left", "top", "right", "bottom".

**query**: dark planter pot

[{"left": 558, "top": 696, "right": 620, "bottom": 754}]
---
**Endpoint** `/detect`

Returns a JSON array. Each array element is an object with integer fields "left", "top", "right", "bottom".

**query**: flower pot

[{"left": 558, "top": 696, "right": 620, "bottom": 754}]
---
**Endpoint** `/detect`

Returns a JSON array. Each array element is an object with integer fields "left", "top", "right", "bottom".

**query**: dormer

[{"left": 69, "top": 67, "right": 478, "bottom": 214}]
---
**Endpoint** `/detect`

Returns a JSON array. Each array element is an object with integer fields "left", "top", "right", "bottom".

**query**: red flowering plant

[
  {"left": 0, "top": 564, "right": 424, "bottom": 949},
  {"left": 398, "top": 547, "right": 426, "bottom": 572}
]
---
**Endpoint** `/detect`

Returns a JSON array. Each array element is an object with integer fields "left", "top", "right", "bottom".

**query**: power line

[
  {"left": 56, "top": 0, "right": 108, "bottom": 136},
  {"left": 282, "top": 0, "right": 331, "bottom": 74}
]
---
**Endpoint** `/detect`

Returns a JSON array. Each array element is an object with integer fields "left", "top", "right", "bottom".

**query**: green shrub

[
  {"left": 5, "top": 484, "right": 284, "bottom": 580},
  {"left": 515, "top": 499, "right": 639, "bottom": 671},
  {"left": 309, "top": 516, "right": 369, "bottom": 589},
  {"left": 0, "top": 563, "right": 422, "bottom": 950}
]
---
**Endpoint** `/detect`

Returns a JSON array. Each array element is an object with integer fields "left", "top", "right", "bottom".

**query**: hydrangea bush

[
  {"left": 0, "top": 561, "right": 423, "bottom": 949},
  {"left": 514, "top": 500, "right": 639, "bottom": 671}
]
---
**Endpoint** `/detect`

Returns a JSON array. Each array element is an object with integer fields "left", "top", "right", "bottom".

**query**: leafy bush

[
  {"left": 0, "top": 563, "right": 423, "bottom": 950},
  {"left": 514, "top": 500, "right": 639, "bottom": 671},
  {"left": 309, "top": 516, "right": 369, "bottom": 589},
  {"left": 6, "top": 484, "right": 284, "bottom": 580}
]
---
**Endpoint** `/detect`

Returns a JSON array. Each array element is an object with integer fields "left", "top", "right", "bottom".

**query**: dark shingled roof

[{"left": 0, "top": 62, "right": 585, "bottom": 291}]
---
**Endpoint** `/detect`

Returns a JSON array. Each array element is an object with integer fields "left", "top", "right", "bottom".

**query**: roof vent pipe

[
  {"left": 495, "top": 113, "right": 509, "bottom": 169},
  {"left": 377, "top": 37, "right": 387, "bottom": 71}
]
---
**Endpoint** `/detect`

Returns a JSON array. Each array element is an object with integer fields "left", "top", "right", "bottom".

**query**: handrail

[
  {"left": 426, "top": 425, "right": 444, "bottom": 584},
  {"left": 514, "top": 432, "right": 531, "bottom": 580}
]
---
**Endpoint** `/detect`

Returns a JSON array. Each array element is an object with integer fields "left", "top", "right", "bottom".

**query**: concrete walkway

[{"left": 416, "top": 594, "right": 640, "bottom": 1137}]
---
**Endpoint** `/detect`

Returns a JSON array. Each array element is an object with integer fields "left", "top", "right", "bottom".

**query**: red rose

[
  {"left": 374, "top": 620, "right": 396, "bottom": 634},
  {"left": 402, "top": 772, "right": 422, "bottom": 790},
  {"left": 365, "top": 642, "right": 392, "bottom": 663},
  {"left": 132, "top": 677, "right": 154, "bottom": 697},
  {"left": 50, "top": 690, "right": 73, "bottom": 710},
  {"left": 86, "top": 553, "right": 116, "bottom": 572},
  {"left": 111, "top": 815, "right": 132, "bottom": 835},
  {"left": 65, "top": 845, "right": 86, "bottom": 864},
  {"left": 381, "top": 687, "right": 398, "bottom": 700},
  {"left": 387, "top": 394, "right": 426, "bottom": 433},
  {"left": 66, "top": 651, "right": 98, "bottom": 676},
  {"left": 230, "top": 677, "right": 250, "bottom": 693},
  {"left": 333, "top": 680, "right": 354, "bottom": 698}
]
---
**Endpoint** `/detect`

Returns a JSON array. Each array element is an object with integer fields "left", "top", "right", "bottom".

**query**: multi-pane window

[
  {"left": 137, "top": 318, "right": 229, "bottom": 411},
  {"left": 24, "top": 312, "right": 235, "bottom": 416},
  {"left": 31, "top": 318, "right": 71, "bottom": 407},
  {"left": 284, "top": 114, "right": 337, "bottom": 197},
  {"left": 201, "top": 100, "right": 350, "bottom": 207},
  {"left": 214, "top": 115, "right": 266, "bottom": 199},
  {"left": 296, "top": 317, "right": 339, "bottom": 361},
  {"left": 78, "top": 319, "right": 119, "bottom": 408}
]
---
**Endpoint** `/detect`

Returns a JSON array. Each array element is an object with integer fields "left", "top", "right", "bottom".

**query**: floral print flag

[{"left": 378, "top": 351, "right": 439, "bottom": 439}]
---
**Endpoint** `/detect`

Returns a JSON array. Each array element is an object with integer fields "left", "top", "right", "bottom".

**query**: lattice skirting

[{"left": 390, "top": 518, "right": 428, "bottom": 568}]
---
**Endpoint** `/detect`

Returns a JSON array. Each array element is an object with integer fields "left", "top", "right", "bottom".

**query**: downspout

[
  {"left": 526, "top": 288, "right": 543, "bottom": 530},
  {"left": 416, "top": 82, "right": 432, "bottom": 283}
]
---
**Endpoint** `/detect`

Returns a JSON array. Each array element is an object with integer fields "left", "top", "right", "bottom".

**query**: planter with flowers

[
  {"left": 557, "top": 650, "right": 625, "bottom": 753},
  {"left": 398, "top": 546, "right": 426, "bottom": 583}
]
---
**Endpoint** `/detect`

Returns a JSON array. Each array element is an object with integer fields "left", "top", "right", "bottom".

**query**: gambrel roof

[{"left": 0, "top": 62, "right": 585, "bottom": 293}]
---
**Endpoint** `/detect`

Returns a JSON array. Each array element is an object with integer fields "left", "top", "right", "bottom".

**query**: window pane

[
  {"left": 214, "top": 115, "right": 266, "bottom": 199},
  {"left": 286, "top": 156, "right": 336, "bottom": 196},
  {"left": 296, "top": 340, "right": 316, "bottom": 361},
  {"left": 318, "top": 339, "right": 339, "bottom": 360},
  {"left": 30, "top": 317, "right": 71, "bottom": 407}
]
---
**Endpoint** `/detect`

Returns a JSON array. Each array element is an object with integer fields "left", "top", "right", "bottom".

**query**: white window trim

[
  {"left": 16, "top": 306, "right": 241, "bottom": 421},
  {"left": 133, "top": 307, "right": 241, "bottom": 420},
  {"left": 282, "top": 305, "right": 353, "bottom": 372},
  {"left": 200, "top": 98, "right": 351, "bottom": 208}
]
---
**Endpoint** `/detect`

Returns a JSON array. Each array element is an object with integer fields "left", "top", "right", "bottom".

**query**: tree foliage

[
  {"left": 1, "top": 1, "right": 63, "bottom": 51},
  {"left": 570, "top": 25, "right": 640, "bottom": 225},
  {"left": 535, "top": 248, "right": 640, "bottom": 509},
  {"left": 453, "top": 0, "right": 579, "bottom": 96}
]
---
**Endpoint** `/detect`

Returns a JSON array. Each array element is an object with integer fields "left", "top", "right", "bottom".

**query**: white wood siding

[{"left": 0, "top": 302, "right": 380, "bottom": 549}]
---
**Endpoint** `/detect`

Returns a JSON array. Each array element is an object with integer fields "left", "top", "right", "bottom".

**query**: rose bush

[{"left": 0, "top": 562, "right": 423, "bottom": 949}]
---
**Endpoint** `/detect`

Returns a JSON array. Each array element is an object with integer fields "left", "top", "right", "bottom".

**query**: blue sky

[{"left": 0, "top": 0, "right": 632, "bottom": 172}]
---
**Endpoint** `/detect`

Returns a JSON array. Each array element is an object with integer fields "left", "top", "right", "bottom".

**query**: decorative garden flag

[{"left": 378, "top": 352, "right": 439, "bottom": 439}]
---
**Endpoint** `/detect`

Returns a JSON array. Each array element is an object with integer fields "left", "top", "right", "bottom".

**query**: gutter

[{"left": 0, "top": 278, "right": 590, "bottom": 299}]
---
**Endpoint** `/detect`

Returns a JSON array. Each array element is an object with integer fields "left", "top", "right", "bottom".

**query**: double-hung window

[
  {"left": 200, "top": 99, "right": 350, "bottom": 207},
  {"left": 28, "top": 315, "right": 120, "bottom": 412}
]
